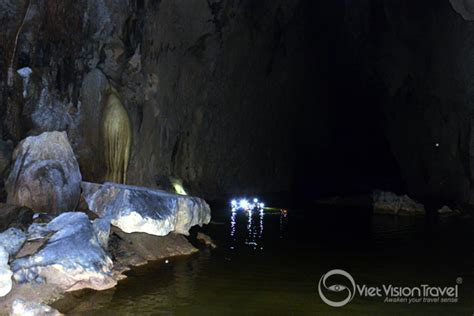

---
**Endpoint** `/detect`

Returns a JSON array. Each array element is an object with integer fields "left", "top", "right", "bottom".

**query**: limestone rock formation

[
  {"left": 196, "top": 232, "right": 217, "bottom": 249},
  {"left": 101, "top": 87, "right": 132, "bottom": 184},
  {"left": 81, "top": 182, "right": 211, "bottom": 236},
  {"left": 437, "top": 205, "right": 461, "bottom": 217},
  {"left": 12, "top": 212, "right": 116, "bottom": 292},
  {"left": 11, "top": 299, "right": 62, "bottom": 316},
  {"left": 373, "top": 191, "right": 426, "bottom": 216},
  {"left": 0, "top": 246, "right": 12, "bottom": 297},
  {"left": 0, "top": 0, "right": 300, "bottom": 199},
  {"left": 0, "top": 228, "right": 26, "bottom": 257},
  {"left": 108, "top": 227, "right": 198, "bottom": 267},
  {"left": 6, "top": 132, "right": 82, "bottom": 214}
]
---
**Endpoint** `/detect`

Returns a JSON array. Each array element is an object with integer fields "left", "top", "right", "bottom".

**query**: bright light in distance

[
  {"left": 239, "top": 199, "right": 250, "bottom": 210},
  {"left": 230, "top": 197, "right": 265, "bottom": 211}
]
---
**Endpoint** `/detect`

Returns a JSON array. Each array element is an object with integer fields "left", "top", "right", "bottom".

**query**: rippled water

[{"left": 54, "top": 204, "right": 474, "bottom": 315}]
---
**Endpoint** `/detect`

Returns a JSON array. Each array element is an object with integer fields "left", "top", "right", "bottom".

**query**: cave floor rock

[
  {"left": 81, "top": 182, "right": 211, "bottom": 236},
  {"left": 315, "top": 190, "right": 427, "bottom": 216},
  {"left": 0, "top": 210, "right": 207, "bottom": 314}
]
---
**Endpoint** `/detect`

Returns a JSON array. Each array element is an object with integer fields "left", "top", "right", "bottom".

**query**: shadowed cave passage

[{"left": 292, "top": 0, "right": 402, "bottom": 205}]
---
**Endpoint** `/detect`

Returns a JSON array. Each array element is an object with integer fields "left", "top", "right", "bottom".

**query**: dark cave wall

[
  {"left": 4, "top": 0, "right": 474, "bottom": 205},
  {"left": 0, "top": 0, "right": 311, "bottom": 199},
  {"left": 333, "top": 0, "right": 474, "bottom": 205},
  {"left": 293, "top": 0, "right": 474, "bottom": 206}
]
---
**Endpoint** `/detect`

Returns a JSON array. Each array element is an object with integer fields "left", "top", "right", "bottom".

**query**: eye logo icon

[{"left": 318, "top": 269, "right": 356, "bottom": 307}]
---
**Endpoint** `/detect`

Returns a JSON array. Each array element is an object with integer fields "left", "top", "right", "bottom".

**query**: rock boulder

[
  {"left": 0, "top": 246, "right": 12, "bottom": 297},
  {"left": 12, "top": 212, "right": 115, "bottom": 292},
  {"left": 6, "top": 132, "right": 82, "bottom": 214},
  {"left": 373, "top": 190, "right": 426, "bottom": 216},
  {"left": 81, "top": 182, "right": 211, "bottom": 236},
  {"left": 11, "top": 299, "right": 62, "bottom": 316},
  {"left": 108, "top": 227, "right": 198, "bottom": 267},
  {"left": 0, "top": 228, "right": 26, "bottom": 257}
]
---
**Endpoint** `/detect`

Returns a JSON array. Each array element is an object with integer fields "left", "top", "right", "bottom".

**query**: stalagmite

[{"left": 101, "top": 86, "right": 132, "bottom": 184}]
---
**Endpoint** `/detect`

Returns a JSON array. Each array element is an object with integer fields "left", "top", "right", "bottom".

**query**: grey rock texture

[
  {"left": 437, "top": 205, "right": 461, "bottom": 216},
  {"left": 373, "top": 191, "right": 426, "bottom": 216},
  {"left": 11, "top": 299, "right": 62, "bottom": 316},
  {"left": 12, "top": 212, "right": 116, "bottom": 292},
  {"left": 81, "top": 182, "right": 211, "bottom": 236},
  {"left": 6, "top": 132, "right": 81, "bottom": 214},
  {"left": 0, "top": 228, "right": 26, "bottom": 257},
  {"left": 92, "top": 217, "right": 111, "bottom": 250},
  {"left": 0, "top": 246, "right": 12, "bottom": 297},
  {"left": 0, "top": 0, "right": 305, "bottom": 199}
]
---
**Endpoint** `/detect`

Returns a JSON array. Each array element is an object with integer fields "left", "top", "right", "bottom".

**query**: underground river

[{"left": 53, "top": 202, "right": 474, "bottom": 315}]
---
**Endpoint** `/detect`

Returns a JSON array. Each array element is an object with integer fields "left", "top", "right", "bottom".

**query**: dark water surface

[{"left": 55, "top": 204, "right": 474, "bottom": 315}]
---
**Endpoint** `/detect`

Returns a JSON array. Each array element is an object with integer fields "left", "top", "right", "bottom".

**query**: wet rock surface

[
  {"left": 108, "top": 227, "right": 198, "bottom": 268},
  {"left": 81, "top": 182, "right": 211, "bottom": 236},
  {"left": 12, "top": 212, "right": 116, "bottom": 292},
  {"left": 0, "top": 208, "right": 210, "bottom": 313},
  {"left": 5, "top": 132, "right": 82, "bottom": 214},
  {"left": 196, "top": 232, "right": 217, "bottom": 249}
]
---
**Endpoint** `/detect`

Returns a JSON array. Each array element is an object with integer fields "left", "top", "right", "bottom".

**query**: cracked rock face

[
  {"left": 12, "top": 212, "right": 115, "bottom": 292},
  {"left": 5, "top": 131, "right": 82, "bottom": 214},
  {"left": 81, "top": 182, "right": 211, "bottom": 236}
]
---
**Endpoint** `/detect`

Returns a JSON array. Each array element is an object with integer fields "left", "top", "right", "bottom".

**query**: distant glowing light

[
  {"left": 435, "top": 143, "right": 440, "bottom": 147},
  {"left": 230, "top": 197, "right": 266, "bottom": 212},
  {"left": 239, "top": 199, "right": 250, "bottom": 210},
  {"left": 171, "top": 179, "right": 187, "bottom": 195}
]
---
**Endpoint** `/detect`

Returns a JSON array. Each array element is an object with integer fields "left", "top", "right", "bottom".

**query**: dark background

[{"left": 1, "top": 0, "right": 473, "bottom": 209}]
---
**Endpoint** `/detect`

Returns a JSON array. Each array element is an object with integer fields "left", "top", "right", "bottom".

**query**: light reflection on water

[
  {"left": 53, "top": 206, "right": 474, "bottom": 315},
  {"left": 231, "top": 208, "right": 286, "bottom": 250}
]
